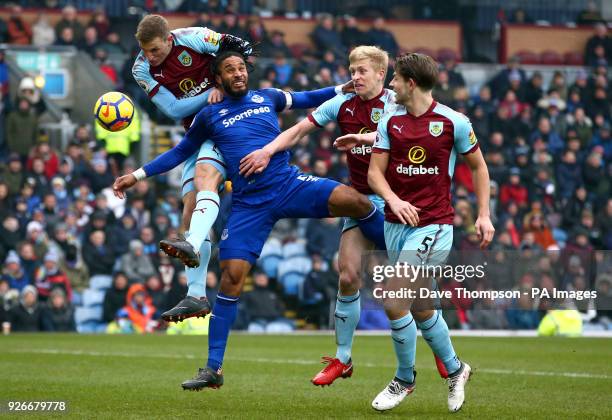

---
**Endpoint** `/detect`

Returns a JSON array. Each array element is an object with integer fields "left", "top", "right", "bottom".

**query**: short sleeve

[
  {"left": 173, "top": 27, "right": 221, "bottom": 55},
  {"left": 453, "top": 114, "right": 478, "bottom": 154},
  {"left": 373, "top": 111, "right": 392, "bottom": 152},
  {"left": 132, "top": 52, "right": 159, "bottom": 97},
  {"left": 308, "top": 94, "right": 349, "bottom": 127}
]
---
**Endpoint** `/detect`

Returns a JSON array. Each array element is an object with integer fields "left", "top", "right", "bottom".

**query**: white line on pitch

[{"left": 6, "top": 349, "right": 611, "bottom": 380}]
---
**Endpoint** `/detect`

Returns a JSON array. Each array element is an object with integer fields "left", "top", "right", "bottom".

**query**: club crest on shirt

[
  {"left": 371, "top": 107, "right": 383, "bottom": 123},
  {"left": 251, "top": 94, "right": 264, "bottom": 103},
  {"left": 429, "top": 121, "right": 443, "bottom": 137},
  {"left": 178, "top": 51, "right": 192, "bottom": 66}
]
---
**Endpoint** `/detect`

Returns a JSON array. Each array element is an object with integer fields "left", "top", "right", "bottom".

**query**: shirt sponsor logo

[
  {"left": 408, "top": 146, "right": 426, "bottom": 164},
  {"left": 178, "top": 51, "right": 193, "bottom": 67},
  {"left": 371, "top": 107, "right": 383, "bottom": 123},
  {"left": 251, "top": 94, "right": 264, "bottom": 103},
  {"left": 351, "top": 145, "right": 372, "bottom": 155},
  {"left": 429, "top": 121, "right": 443, "bottom": 137},
  {"left": 179, "top": 78, "right": 210, "bottom": 98},
  {"left": 222, "top": 106, "right": 271, "bottom": 127},
  {"left": 396, "top": 146, "right": 439, "bottom": 176}
]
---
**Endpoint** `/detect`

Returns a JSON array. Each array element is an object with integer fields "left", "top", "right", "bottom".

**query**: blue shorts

[
  {"left": 181, "top": 140, "right": 227, "bottom": 196},
  {"left": 219, "top": 174, "right": 340, "bottom": 264},
  {"left": 342, "top": 194, "right": 385, "bottom": 233},
  {"left": 384, "top": 223, "right": 453, "bottom": 266}
]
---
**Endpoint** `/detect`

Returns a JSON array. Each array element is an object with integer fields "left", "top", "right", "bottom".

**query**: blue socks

[
  {"left": 416, "top": 310, "right": 461, "bottom": 376},
  {"left": 390, "top": 313, "right": 417, "bottom": 383},
  {"left": 187, "top": 191, "right": 220, "bottom": 253},
  {"left": 185, "top": 232, "right": 211, "bottom": 298},
  {"left": 334, "top": 292, "right": 361, "bottom": 363},
  {"left": 206, "top": 293, "right": 239, "bottom": 371},
  {"left": 357, "top": 206, "right": 386, "bottom": 250}
]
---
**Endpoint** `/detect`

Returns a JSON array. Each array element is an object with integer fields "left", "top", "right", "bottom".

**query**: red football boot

[{"left": 311, "top": 357, "right": 353, "bottom": 386}]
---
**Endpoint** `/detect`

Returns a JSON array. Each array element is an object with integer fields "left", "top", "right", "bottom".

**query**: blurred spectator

[
  {"left": 7, "top": 5, "right": 32, "bottom": 45},
  {"left": 34, "top": 250, "right": 72, "bottom": 302},
  {"left": 1, "top": 250, "right": 29, "bottom": 292},
  {"left": 242, "top": 271, "right": 292, "bottom": 332},
  {"left": 367, "top": 18, "right": 398, "bottom": 58},
  {"left": 99, "top": 31, "right": 126, "bottom": 55},
  {"left": 60, "top": 244, "right": 89, "bottom": 297},
  {"left": 120, "top": 239, "right": 156, "bottom": 283},
  {"left": 165, "top": 270, "right": 188, "bottom": 311},
  {"left": 88, "top": 9, "right": 110, "bottom": 40},
  {"left": 7, "top": 285, "right": 43, "bottom": 332},
  {"left": 82, "top": 230, "right": 115, "bottom": 276},
  {"left": 508, "top": 8, "right": 533, "bottom": 24},
  {"left": 556, "top": 151, "right": 584, "bottom": 201},
  {"left": 27, "top": 143, "right": 59, "bottom": 180},
  {"left": 310, "top": 14, "right": 344, "bottom": 58},
  {"left": 94, "top": 49, "right": 118, "bottom": 85},
  {"left": 576, "top": 1, "right": 605, "bottom": 25},
  {"left": 55, "top": 26, "right": 77, "bottom": 47},
  {"left": 585, "top": 23, "right": 611, "bottom": 65},
  {"left": 32, "top": 12, "right": 55, "bottom": 47},
  {"left": 41, "top": 288, "right": 76, "bottom": 332},
  {"left": 81, "top": 26, "right": 100, "bottom": 57},
  {"left": 245, "top": 15, "right": 268, "bottom": 45},
  {"left": 488, "top": 56, "right": 527, "bottom": 100},
  {"left": 6, "top": 98, "right": 38, "bottom": 160},
  {"left": 55, "top": 5, "right": 84, "bottom": 44},
  {"left": 261, "top": 30, "right": 291, "bottom": 58},
  {"left": 144, "top": 275, "right": 166, "bottom": 315},
  {"left": 113, "top": 283, "right": 157, "bottom": 333},
  {"left": 341, "top": 16, "right": 365, "bottom": 50},
  {"left": 500, "top": 167, "right": 528, "bottom": 209},
  {"left": 102, "top": 271, "right": 128, "bottom": 323},
  {"left": 192, "top": 12, "right": 214, "bottom": 29},
  {"left": 217, "top": 13, "right": 247, "bottom": 40},
  {"left": 305, "top": 218, "right": 342, "bottom": 263}
]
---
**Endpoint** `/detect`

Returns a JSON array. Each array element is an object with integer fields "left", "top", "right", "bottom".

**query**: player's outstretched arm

[
  {"left": 151, "top": 86, "right": 222, "bottom": 120},
  {"left": 464, "top": 148, "right": 495, "bottom": 249},
  {"left": 112, "top": 118, "right": 205, "bottom": 198},
  {"left": 334, "top": 131, "right": 377, "bottom": 151},
  {"left": 239, "top": 118, "right": 318, "bottom": 176},
  {"left": 287, "top": 80, "right": 354, "bottom": 110}
]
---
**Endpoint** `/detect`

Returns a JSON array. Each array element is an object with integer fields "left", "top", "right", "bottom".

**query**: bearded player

[
  {"left": 123, "top": 15, "right": 252, "bottom": 322},
  {"left": 240, "top": 46, "right": 477, "bottom": 405},
  {"left": 114, "top": 51, "right": 387, "bottom": 390},
  {"left": 368, "top": 53, "right": 494, "bottom": 413}
]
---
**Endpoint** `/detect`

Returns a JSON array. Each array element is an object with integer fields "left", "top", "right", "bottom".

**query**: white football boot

[
  {"left": 447, "top": 362, "right": 472, "bottom": 412},
  {"left": 371, "top": 374, "right": 416, "bottom": 412}
]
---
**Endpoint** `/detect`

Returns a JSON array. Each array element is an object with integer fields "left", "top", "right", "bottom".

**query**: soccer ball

[{"left": 93, "top": 91, "right": 135, "bottom": 132}]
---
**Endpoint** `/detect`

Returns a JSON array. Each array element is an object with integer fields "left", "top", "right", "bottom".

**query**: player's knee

[
  {"left": 338, "top": 266, "right": 360, "bottom": 292},
  {"left": 412, "top": 309, "right": 435, "bottom": 323},
  {"left": 355, "top": 193, "right": 373, "bottom": 215},
  {"left": 194, "top": 164, "right": 223, "bottom": 192}
]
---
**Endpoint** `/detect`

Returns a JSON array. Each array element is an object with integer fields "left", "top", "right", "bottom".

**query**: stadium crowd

[{"left": 0, "top": 5, "right": 611, "bottom": 333}]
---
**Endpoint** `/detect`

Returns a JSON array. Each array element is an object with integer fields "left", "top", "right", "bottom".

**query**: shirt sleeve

[
  {"left": 308, "top": 94, "right": 348, "bottom": 127},
  {"left": 132, "top": 52, "right": 159, "bottom": 97},
  {"left": 143, "top": 110, "right": 211, "bottom": 176},
  {"left": 151, "top": 86, "right": 211, "bottom": 120},
  {"left": 453, "top": 113, "right": 479, "bottom": 154},
  {"left": 172, "top": 27, "right": 221, "bottom": 54},
  {"left": 373, "top": 111, "right": 392, "bottom": 152}
]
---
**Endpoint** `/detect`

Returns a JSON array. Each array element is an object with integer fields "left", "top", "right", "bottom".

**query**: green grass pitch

[{"left": 1, "top": 334, "right": 611, "bottom": 419}]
